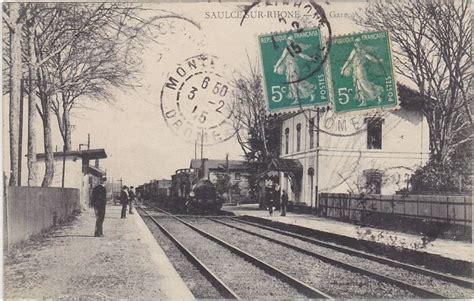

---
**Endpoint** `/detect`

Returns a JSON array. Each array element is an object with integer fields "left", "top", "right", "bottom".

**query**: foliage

[
  {"left": 410, "top": 141, "right": 472, "bottom": 193},
  {"left": 214, "top": 172, "right": 239, "bottom": 196}
]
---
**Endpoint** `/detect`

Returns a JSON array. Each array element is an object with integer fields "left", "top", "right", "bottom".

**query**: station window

[
  {"left": 296, "top": 123, "right": 302, "bottom": 152},
  {"left": 366, "top": 118, "right": 383, "bottom": 149},
  {"left": 285, "top": 128, "right": 290, "bottom": 154},
  {"left": 309, "top": 118, "right": 315, "bottom": 149},
  {"left": 364, "top": 170, "right": 382, "bottom": 194}
]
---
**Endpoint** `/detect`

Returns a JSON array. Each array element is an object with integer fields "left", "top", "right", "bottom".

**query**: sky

[{"left": 3, "top": 1, "right": 369, "bottom": 187}]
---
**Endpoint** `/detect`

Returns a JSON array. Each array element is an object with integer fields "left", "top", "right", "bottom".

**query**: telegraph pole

[
  {"left": 61, "top": 124, "right": 68, "bottom": 188},
  {"left": 200, "top": 130, "right": 204, "bottom": 159},
  {"left": 194, "top": 139, "right": 197, "bottom": 159},
  {"left": 315, "top": 107, "right": 321, "bottom": 215},
  {"left": 18, "top": 79, "right": 24, "bottom": 186}
]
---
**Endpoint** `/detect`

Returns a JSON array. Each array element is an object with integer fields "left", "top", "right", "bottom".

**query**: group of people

[
  {"left": 89, "top": 178, "right": 138, "bottom": 237},
  {"left": 120, "top": 185, "right": 136, "bottom": 219},
  {"left": 266, "top": 186, "right": 289, "bottom": 217}
]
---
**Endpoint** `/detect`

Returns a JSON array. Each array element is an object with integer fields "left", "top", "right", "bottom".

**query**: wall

[
  {"left": 4, "top": 186, "right": 80, "bottom": 249},
  {"left": 36, "top": 157, "right": 87, "bottom": 209}
]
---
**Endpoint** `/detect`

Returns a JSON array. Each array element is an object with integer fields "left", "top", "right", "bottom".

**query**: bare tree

[
  {"left": 3, "top": 3, "right": 24, "bottom": 186},
  {"left": 47, "top": 6, "right": 142, "bottom": 151},
  {"left": 28, "top": 3, "right": 144, "bottom": 186},
  {"left": 230, "top": 58, "right": 279, "bottom": 166},
  {"left": 356, "top": 0, "right": 472, "bottom": 164},
  {"left": 229, "top": 58, "right": 281, "bottom": 205}
]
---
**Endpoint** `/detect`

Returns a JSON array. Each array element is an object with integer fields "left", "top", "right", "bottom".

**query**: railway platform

[
  {"left": 223, "top": 204, "right": 473, "bottom": 264},
  {"left": 3, "top": 204, "right": 194, "bottom": 300}
]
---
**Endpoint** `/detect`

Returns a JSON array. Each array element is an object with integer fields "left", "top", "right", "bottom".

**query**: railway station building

[
  {"left": 36, "top": 148, "right": 107, "bottom": 210},
  {"left": 273, "top": 86, "right": 430, "bottom": 207}
]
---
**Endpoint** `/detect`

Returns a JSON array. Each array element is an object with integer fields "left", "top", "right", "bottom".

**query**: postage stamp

[
  {"left": 329, "top": 31, "right": 398, "bottom": 113},
  {"left": 160, "top": 54, "right": 235, "bottom": 146},
  {"left": 259, "top": 28, "right": 329, "bottom": 112}
]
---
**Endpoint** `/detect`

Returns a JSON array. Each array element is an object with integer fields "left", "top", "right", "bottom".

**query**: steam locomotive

[{"left": 169, "top": 168, "right": 224, "bottom": 212}]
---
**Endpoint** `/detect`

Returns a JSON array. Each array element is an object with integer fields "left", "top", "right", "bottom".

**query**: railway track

[
  {"left": 139, "top": 207, "right": 239, "bottom": 299},
  {"left": 138, "top": 205, "right": 330, "bottom": 299},
  {"left": 225, "top": 216, "right": 474, "bottom": 289},
  {"left": 203, "top": 217, "right": 474, "bottom": 298},
  {"left": 140, "top": 203, "right": 474, "bottom": 298},
  {"left": 143, "top": 205, "right": 443, "bottom": 298}
]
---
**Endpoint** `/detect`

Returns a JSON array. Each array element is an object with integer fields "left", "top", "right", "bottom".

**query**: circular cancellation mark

[{"left": 160, "top": 54, "right": 235, "bottom": 146}]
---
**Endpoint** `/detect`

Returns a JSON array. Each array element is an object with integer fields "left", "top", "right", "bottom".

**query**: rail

[{"left": 208, "top": 217, "right": 449, "bottom": 299}]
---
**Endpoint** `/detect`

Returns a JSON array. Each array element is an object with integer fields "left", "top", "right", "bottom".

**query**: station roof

[
  {"left": 36, "top": 148, "right": 107, "bottom": 160},
  {"left": 268, "top": 158, "right": 303, "bottom": 173},
  {"left": 256, "top": 158, "right": 303, "bottom": 179},
  {"left": 190, "top": 159, "right": 248, "bottom": 171},
  {"left": 87, "top": 165, "right": 106, "bottom": 177}
]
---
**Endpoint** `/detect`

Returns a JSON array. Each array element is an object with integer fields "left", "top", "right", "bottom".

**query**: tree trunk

[
  {"left": 8, "top": 3, "right": 22, "bottom": 186},
  {"left": 26, "top": 14, "right": 38, "bottom": 186},
  {"left": 41, "top": 95, "right": 54, "bottom": 187},
  {"left": 63, "top": 105, "right": 72, "bottom": 151},
  {"left": 38, "top": 67, "right": 54, "bottom": 187}
]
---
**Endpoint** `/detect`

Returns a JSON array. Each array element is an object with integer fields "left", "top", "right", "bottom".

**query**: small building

[
  {"left": 190, "top": 158, "right": 251, "bottom": 203},
  {"left": 36, "top": 149, "right": 107, "bottom": 210},
  {"left": 274, "top": 86, "right": 430, "bottom": 207}
]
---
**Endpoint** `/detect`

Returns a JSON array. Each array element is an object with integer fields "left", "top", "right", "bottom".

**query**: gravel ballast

[
  {"left": 221, "top": 218, "right": 474, "bottom": 299},
  {"left": 154, "top": 216, "right": 306, "bottom": 299},
  {"left": 143, "top": 216, "right": 223, "bottom": 299},
  {"left": 189, "top": 218, "right": 417, "bottom": 299}
]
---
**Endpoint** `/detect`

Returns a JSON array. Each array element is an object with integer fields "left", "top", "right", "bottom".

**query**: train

[{"left": 138, "top": 168, "right": 224, "bottom": 213}]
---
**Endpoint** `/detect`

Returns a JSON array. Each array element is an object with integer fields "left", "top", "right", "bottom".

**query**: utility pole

[
  {"left": 61, "top": 123, "right": 68, "bottom": 188},
  {"left": 315, "top": 108, "right": 321, "bottom": 215},
  {"left": 194, "top": 139, "right": 197, "bottom": 159},
  {"left": 18, "top": 79, "right": 24, "bottom": 186},
  {"left": 200, "top": 130, "right": 204, "bottom": 159},
  {"left": 87, "top": 133, "right": 90, "bottom": 149},
  {"left": 226, "top": 153, "right": 232, "bottom": 204}
]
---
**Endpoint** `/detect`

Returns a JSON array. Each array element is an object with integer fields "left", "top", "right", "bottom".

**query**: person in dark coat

[
  {"left": 281, "top": 190, "right": 289, "bottom": 216},
  {"left": 120, "top": 186, "right": 129, "bottom": 219},
  {"left": 129, "top": 186, "right": 135, "bottom": 214},
  {"left": 91, "top": 177, "right": 107, "bottom": 237},
  {"left": 266, "top": 187, "right": 274, "bottom": 216}
]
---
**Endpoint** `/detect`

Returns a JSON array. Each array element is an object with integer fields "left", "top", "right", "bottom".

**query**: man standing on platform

[
  {"left": 91, "top": 177, "right": 107, "bottom": 237},
  {"left": 120, "top": 186, "right": 129, "bottom": 219},
  {"left": 281, "top": 190, "right": 288, "bottom": 217},
  {"left": 129, "top": 186, "right": 135, "bottom": 214}
]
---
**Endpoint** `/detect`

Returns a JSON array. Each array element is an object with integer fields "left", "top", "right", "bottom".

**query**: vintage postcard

[{"left": 2, "top": 0, "right": 472, "bottom": 299}]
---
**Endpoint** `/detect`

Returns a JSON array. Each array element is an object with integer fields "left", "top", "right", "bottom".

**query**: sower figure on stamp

[
  {"left": 129, "top": 186, "right": 135, "bottom": 214},
  {"left": 273, "top": 36, "right": 317, "bottom": 104},
  {"left": 120, "top": 186, "right": 129, "bottom": 219},
  {"left": 91, "top": 177, "right": 107, "bottom": 237},
  {"left": 281, "top": 190, "right": 288, "bottom": 217}
]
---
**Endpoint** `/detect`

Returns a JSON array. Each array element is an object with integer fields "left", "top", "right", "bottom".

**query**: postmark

[
  {"left": 160, "top": 54, "right": 235, "bottom": 146},
  {"left": 239, "top": 0, "right": 332, "bottom": 115},
  {"left": 329, "top": 31, "right": 398, "bottom": 113},
  {"left": 259, "top": 28, "right": 329, "bottom": 112}
]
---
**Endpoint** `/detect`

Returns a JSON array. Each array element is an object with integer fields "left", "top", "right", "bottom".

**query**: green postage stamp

[
  {"left": 329, "top": 31, "right": 398, "bottom": 113},
  {"left": 259, "top": 28, "right": 329, "bottom": 112}
]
